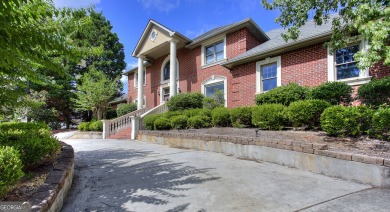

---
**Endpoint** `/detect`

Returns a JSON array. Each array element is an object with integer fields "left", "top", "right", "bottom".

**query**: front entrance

[{"left": 162, "top": 87, "right": 170, "bottom": 102}]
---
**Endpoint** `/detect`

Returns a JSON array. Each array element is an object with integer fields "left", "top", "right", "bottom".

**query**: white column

[
  {"left": 137, "top": 56, "right": 144, "bottom": 109},
  {"left": 169, "top": 39, "right": 178, "bottom": 98}
]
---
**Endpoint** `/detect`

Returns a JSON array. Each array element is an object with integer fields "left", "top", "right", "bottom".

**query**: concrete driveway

[{"left": 61, "top": 138, "right": 390, "bottom": 212}]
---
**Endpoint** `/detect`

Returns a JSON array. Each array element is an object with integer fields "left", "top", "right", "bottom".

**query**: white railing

[
  {"left": 139, "top": 103, "right": 168, "bottom": 130},
  {"left": 102, "top": 108, "right": 146, "bottom": 139}
]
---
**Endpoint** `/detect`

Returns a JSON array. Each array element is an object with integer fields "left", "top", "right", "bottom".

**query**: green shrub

[
  {"left": 0, "top": 146, "right": 24, "bottom": 198},
  {"left": 255, "top": 83, "right": 309, "bottom": 106},
  {"left": 163, "top": 111, "right": 183, "bottom": 119},
  {"left": 183, "top": 108, "right": 212, "bottom": 118},
  {"left": 89, "top": 120, "right": 103, "bottom": 131},
  {"left": 117, "top": 103, "right": 137, "bottom": 117},
  {"left": 230, "top": 106, "right": 252, "bottom": 128},
  {"left": 203, "top": 97, "right": 223, "bottom": 110},
  {"left": 211, "top": 107, "right": 231, "bottom": 127},
  {"left": 320, "top": 106, "right": 368, "bottom": 137},
  {"left": 167, "top": 92, "right": 204, "bottom": 111},
  {"left": 357, "top": 76, "right": 390, "bottom": 108},
  {"left": 106, "top": 108, "right": 117, "bottom": 119},
  {"left": 286, "top": 100, "right": 331, "bottom": 128},
  {"left": 78, "top": 122, "right": 90, "bottom": 131},
  {"left": 170, "top": 115, "right": 188, "bottom": 129},
  {"left": 252, "top": 104, "right": 287, "bottom": 130},
  {"left": 354, "top": 106, "right": 375, "bottom": 134},
  {"left": 309, "top": 81, "right": 353, "bottom": 105},
  {"left": 369, "top": 107, "right": 390, "bottom": 140},
  {"left": 0, "top": 122, "right": 60, "bottom": 168},
  {"left": 154, "top": 118, "right": 172, "bottom": 130},
  {"left": 0, "top": 122, "right": 49, "bottom": 132},
  {"left": 187, "top": 115, "right": 211, "bottom": 129},
  {"left": 143, "top": 114, "right": 163, "bottom": 130}
]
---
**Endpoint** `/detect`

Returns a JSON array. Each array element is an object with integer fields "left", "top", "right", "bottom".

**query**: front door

[{"left": 163, "top": 87, "right": 170, "bottom": 102}]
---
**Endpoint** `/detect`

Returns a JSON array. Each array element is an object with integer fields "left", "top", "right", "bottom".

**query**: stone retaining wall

[
  {"left": 70, "top": 131, "right": 102, "bottom": 139},
  {"left": 31, "top": 141, "right": 74, "bottom": 212},
  {"left": 139, "top": 130, "right": 390, "bottom": 187}
]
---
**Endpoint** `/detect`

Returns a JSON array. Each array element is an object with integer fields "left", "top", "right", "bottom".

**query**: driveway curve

[{"left": 61, "top": 139, "right": 390, "bottom": 211}]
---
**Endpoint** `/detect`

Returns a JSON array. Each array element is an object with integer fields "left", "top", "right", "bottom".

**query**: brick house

[{"left": 124, "top": 18, "right": 390, "bottom": 110}]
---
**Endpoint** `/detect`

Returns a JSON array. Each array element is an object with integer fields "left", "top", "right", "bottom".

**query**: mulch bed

[{"left": 176, "top": 128, "right": 390, "bottom": 159}]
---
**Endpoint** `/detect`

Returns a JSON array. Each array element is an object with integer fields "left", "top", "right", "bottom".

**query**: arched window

[
  {"left": 163, "top": 61, "right": 170, "bottom": 81},
  {"left": 160, "top": 55, "right": 179, "bottom": 83}
]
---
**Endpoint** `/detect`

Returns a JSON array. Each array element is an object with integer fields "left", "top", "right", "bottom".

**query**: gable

[{"left": 137, "top": 25, "right": 172, "bottom": 57}]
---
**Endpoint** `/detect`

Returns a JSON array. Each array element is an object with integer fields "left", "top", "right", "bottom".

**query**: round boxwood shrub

[
  {"left": 171, "top": 115, "right": 188, "bottom": 129},
  {"left": 230, "top": 106, "right": 252, "bottom": 128},
  {"left": 89, "top": 120, "right": 103, "bottom": 131},
  {"left": 154, "top": 118, "right": 172, "bottom": 130},
  {"left": 255, "top": 83, "right": 309, "bottom": 106},
  {"left": 357, "top": 76, "right": 390, "bottom": 108},
  {"left": 143, "top": 114, "right": 163, "bottom": 130},
  {"left": 117, "top": 103, "right": 137, "bottom": 117},
  {"left": 203, "top": 97, "right": 223, "bottom": 110},
  {"left": 0, "top": 146, "right": 24, "bottom": 198},
  {"left": 78, "top": 122, "right": 90, "bottom": 131},
  {"left": 286, "top": 100, "right": 331, "bottom": 128},
  {"left": 167, "top": 92, "right": 204, "bottom": 111},
  {"left": 309, "top": 81, "right": 353, "bottom": 105},
  {"left": 187, "top": 115, "right": 211, "bottom": 129},
  {"left": 252, "top": 104, "right": 287, "bottom": 130},
  {"left": 369, "top": 107, "right": 390, "bottom": 140},
  {"left": 163, "top": 111, "right": 183, "bottom": 119},
  {"left": 211, "top": 107, "right": 231, "bottom": 127},
  {"left": 320, "top": 106, "right": 367, "bottom": 137}
]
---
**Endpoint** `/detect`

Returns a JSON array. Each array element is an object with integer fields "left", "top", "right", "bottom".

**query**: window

[
  {"left": 256, "top": 56, "right": 281, "bottom": 93},
  {"left": 163, "top": 61, "right": 170, "bottom": 81},
  {"left": 201, "top": 76, "right": 227, "bottom": 107},
  {"left": 205, "top": 41, "right": 224, "bottom": 64},
  {"left": 134, "top": 96, "right": 146, "bottom": 108},
  {"left": 327, "top": 40, "right": 370, "bottom": 85},
  {"left": 160, "top": 55, "right": 179, "bottom": 83},
  {"left": 134, "top": 69, "right": 146, "bottom": 88}
]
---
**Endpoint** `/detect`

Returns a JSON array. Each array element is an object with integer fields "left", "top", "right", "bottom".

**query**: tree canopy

[{"left": 262, "top": 0, "right": 390, "bottom": 69}]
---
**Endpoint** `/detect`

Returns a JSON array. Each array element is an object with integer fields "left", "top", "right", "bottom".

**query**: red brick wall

[
  {"left": 370, "top": 60, "right": 390, "bottom": 79},
  {"left": 230, "top": 62, "right": 257, "bottom": 108},
  {"left": 281, "top": 43, "right": 328, "bottom": 86},
  {"left": 226, "top": 28, "right": 264, "bottom": 59}
]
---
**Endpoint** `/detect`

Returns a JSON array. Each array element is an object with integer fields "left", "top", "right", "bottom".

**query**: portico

[{"left": 132, "top": 20, "right": 191, "bottom": 109}]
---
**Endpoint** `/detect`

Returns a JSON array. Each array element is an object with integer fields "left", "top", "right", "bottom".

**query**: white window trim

[
  {"left": 201, "top": 34, "right": 227, "bottom": 68},
  {"left": 327, "top": 39, "right": 371, "bottom": 86},
  {"left": 160, "top": 55, "right": 179, "bottom": 84},
  {"left": 256, "top": 56, "right": 282, "bottom": 94},
  {"left": 201, "top": 75, "right": 227, "bottom": 107},
  {"left": 134, "top": 96, "right": 146, "bottom": 108},
  {"left": 134, "top": 68, "right": 146, "bottom": 88}
]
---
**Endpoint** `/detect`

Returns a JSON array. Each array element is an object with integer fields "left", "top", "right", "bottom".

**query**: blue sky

[{"left": 53, "top": 0, "right": 282, "bottom": 93}]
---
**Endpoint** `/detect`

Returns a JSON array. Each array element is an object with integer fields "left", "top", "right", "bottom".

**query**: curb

[
  {"left": 31, "top": 141, "right": 74, "bottom": 212},
  {"left": 139, "top": 130, "right": 390, "bottom": 187}
]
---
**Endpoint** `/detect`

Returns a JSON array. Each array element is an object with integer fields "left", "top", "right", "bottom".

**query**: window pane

[
  {"left": 335, "top": 45, "right": 359, "bottom": 64},
  {"left": 215, "top": 42, "right": 224, "bottom": 52},
  {"left": 206, "top": 46, "right": 214, "bottom": 56},
  {"left": 336, "top": 62, "right": 360, "bottom": 80},
  {"left": 163, "top": 61, "right": 170, "bottom": 81},
  {"left": 262, "top": 78, "right": 277, "bottom": 92},
  {"left": 205, "top": 82, "right": 224, "bottom": 97},
  {"left": 206, "top": 55, "right": 214, "bottom": 64},
  {"left": 216, "top": 52, "right": 224, "bottom": 61},
  {"left": 261, "top": 63, "right": 277, "bottom": 79},
  {"left": 143, "top": 71, "right": 146, "bottom": 85}
]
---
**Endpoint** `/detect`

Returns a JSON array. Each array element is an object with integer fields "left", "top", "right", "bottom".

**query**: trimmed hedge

[
  {"left": 184, "top": 108, "right": 211, "bottom": 118},
  {"left": 167, "top": 92, "right": 204, "bottom": 111},
  {"left": 255, "top": 83, "right": 309, "bottom": 106},
  {"left": 89, "top": 120, "right": 103, "bottom": 131},
  {"left": 203, "top": 97, "right": 223, "bottom": 110},
  {"left": 78, "top": 122, "right": 90, "bottom": 131},
  {"left": 286, "top": 100, "right": 331, "bottom": 128},
  {"left": 143, "top": 114, "right": 163, "bottom": 130},
  {"left": 0, "top": 146, "right": 24, "bottom": 198},
  {"left": 117, "top": 103, "right": 137, "bottom": 117},
  {"left": 154, "top": 118, "right": 172, "bottom": 130},
  {"left": 309, "top": 81, "right": 353, "bottom": 105},
  {"left": 171, "top": 115, "right": 188, "bottom": 129},
  {"left": 357, "top": 76, "right": 390, "bottom": 108},
  {"left": 0, "top": 122, "right": 60, "bottom": 168},
  {"left": 369, "top": 107, "right": 390, "bottom": 140},
  {"left": 187, "top": 115, "right": 211, "bottom": 129},
  {"left": 252, "top": 104, "right": 287, "bottom": 130},
  {"left": 163, "top": 111, "right": 183, "bottom": 119},
  {"left": 211, "top": 107, "right": 231, "bottom": 127},
  {"left": 230, "top": 106, "right": 252, "bottom": 128}
]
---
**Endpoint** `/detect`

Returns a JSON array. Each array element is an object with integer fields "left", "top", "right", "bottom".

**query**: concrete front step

[{"left": 107, "top": 127, "right": 132, "bottom": 139}]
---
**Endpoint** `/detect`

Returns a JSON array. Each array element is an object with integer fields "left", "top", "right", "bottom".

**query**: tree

[
  {"left": 73, "top": 69, "right": 119, "bottom": 120},
  {"left": 0, "top": 0, "right": 90, "bottom": 108},
  {"left": 262, "top": 0, "right": 390, "bottom": 69}
]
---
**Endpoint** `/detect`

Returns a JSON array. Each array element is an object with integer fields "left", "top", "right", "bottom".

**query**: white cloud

[
  {"left": 137, "top": 0, "right": 181, "bottom": 13},
  {"left": 53, "top": 0, "right": 100, "bottom": 8}
]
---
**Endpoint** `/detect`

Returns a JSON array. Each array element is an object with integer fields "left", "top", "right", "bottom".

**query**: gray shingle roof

[{"left": 223, "top": 17, "right": 336, "bottom": 67}]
